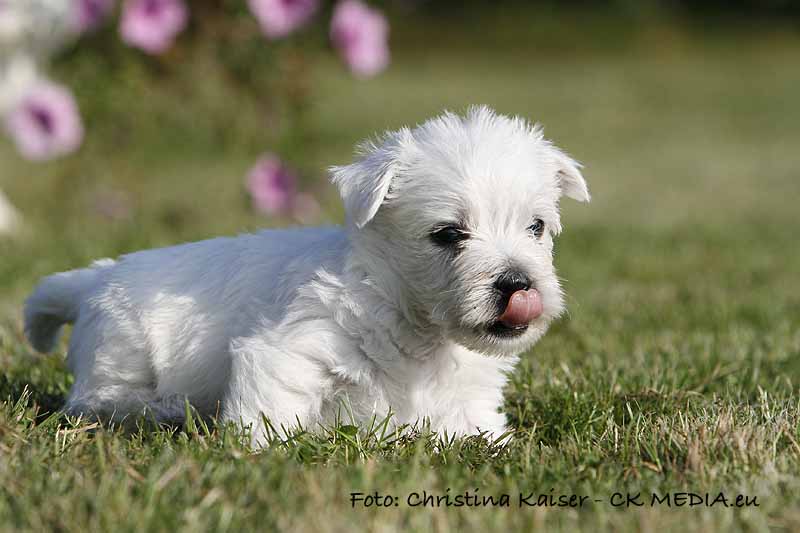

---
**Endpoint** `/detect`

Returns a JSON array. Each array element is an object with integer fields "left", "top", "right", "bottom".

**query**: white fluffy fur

[{"left": 24, "top": 106, "right": 589, "bottom": 445}]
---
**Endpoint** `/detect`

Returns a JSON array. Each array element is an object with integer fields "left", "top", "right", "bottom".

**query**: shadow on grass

[{"left": 0, "top": 373, "right": 67, "bottom": 421}]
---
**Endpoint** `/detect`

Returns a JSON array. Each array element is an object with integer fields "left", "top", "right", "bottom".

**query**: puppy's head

[{"left": 331, "top": 106, "right": 589, "bottom": 357}]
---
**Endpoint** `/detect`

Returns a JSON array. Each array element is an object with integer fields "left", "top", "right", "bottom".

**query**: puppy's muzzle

[{"left": 489, "top": 271, "right": 543, "bottom": 337}]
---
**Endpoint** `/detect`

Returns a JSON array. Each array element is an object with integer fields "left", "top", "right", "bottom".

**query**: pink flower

[
  {"left": 4, "top": 81, "right": 84, "bottom": 161},
  {"left": 72, "top": 0, "right": 115, "bottom": 34},
  {"left": 120, "top": 0, "right": 187, "bottom": 54},
  {"left": 330, "top": 0, "right": 389, "bottom": 78},
  {"left": 246, "top": 154, "right": 297, "bottom": 215},
  {"left": 248, "top": 0, "right": 319, "bottom": 40}
]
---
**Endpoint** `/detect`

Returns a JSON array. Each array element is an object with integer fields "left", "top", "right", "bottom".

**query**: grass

[{"left": 1, "top": 13, "right": 800, "bottom": 532}]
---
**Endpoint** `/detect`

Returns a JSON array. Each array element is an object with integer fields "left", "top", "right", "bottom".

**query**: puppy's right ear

[
  {"left": 330, "top": 130, "right": 407, "bottom": 228},
  {"left": 551, "top": 146, "right": 590, "bottom": 203}
]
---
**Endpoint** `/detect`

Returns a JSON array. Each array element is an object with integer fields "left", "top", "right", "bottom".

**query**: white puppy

[{"left": 24, "top": 106, "right": 589, "bottom": 444}]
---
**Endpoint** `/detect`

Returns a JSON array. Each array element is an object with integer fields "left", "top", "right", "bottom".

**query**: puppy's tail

[{"left": 24, "top": 259, "right": 114, "bottom": 353}]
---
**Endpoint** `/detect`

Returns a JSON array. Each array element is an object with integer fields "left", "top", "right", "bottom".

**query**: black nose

[{"left": 494, "top": 271, "right": 532, "bottom": 297}]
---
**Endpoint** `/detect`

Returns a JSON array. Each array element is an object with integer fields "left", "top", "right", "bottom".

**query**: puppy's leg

[
  {"left": 63, "top": 310, "right": 161, "bottom": 424},
  {"left": 466, "top": 405, "right": 509, "bottom": 439},
  {"left": 221, "top": 333, "right": 332, "bottom": 447},
  {"left": 65, "top": 385, "right": 153, "bottom": 422},
  {"left": 440, "top": 348, "right": 515, "bottom": 440}
]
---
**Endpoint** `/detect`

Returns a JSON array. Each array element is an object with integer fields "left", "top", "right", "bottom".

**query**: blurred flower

[
  {"left": 248, "top": 0, "right": 319, "bottom": 40},
  {"left": 71, "top": 0, "right": 115, "bottom": 34},
  {"left": 246, "top": 153, "right": 296, "bottom": 215},
  {"left": 246, "top": 154, "right": 321, "bottom": 221},
  {"left": 120, "top": 0, "right": 187, "bottom": 54},
  {"left": 0, "top": 54, "right": 39, "bottom": 115},
  {"left": 0, "top": 0, "right": 73, "bottom": 56},
  {"left": 0, "top": 0, "right": 28, "bottom": 44},
  {"left": 330, "top": 0, "right": 389, "bottom": 78},
  {"left": 0, "top": 189, "right": 21, "bottom": 234},
  {"left": 4, "top": 80, "right": 83, "bottom": 161}
]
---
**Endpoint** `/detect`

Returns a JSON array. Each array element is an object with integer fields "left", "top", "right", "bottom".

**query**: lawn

[{"left": 1, "top": 13, "right": 799, "bottom": 532}]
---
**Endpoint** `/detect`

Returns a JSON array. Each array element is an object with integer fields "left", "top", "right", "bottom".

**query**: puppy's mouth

[
  {"left": 485, "top": 288, "right": 543, "bottom": 339},
  {"left": 486, "top": 321, "right": 529, "bottom": 337}
]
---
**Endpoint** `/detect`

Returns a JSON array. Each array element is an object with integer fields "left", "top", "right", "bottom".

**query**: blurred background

[
  {"left": 2, "top": 5, "right": 800, "bottom": 528},
  {"left": 1, "top": 0, "right": 799, "bottom": 323}
]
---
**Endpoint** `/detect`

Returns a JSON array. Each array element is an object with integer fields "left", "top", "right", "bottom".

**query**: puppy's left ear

[
  {"left": 330, "top": 131, "right": 406, "bottom": 228},
  {"left": 552, "top": 147, "right": 590, "bottom": 203}
]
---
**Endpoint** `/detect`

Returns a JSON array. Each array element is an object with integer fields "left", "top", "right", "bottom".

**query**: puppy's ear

[
  {"left": 330, "top": 131, "right": 406, "bottom": 228},
  {"left": 551, "top": 147, "right": 590, "bottom": 202}
]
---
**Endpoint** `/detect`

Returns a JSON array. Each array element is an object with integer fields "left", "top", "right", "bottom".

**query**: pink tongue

[{"left": 498, "top": 289, "right": 543, "bottom": 327}]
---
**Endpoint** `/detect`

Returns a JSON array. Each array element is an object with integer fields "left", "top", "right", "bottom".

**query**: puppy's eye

[
  {"left": 430, "top": 224, "right": 470, "bottom": 246},
  {"left": 527, "top": 218, "right": 545, "bottom": 238}
]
